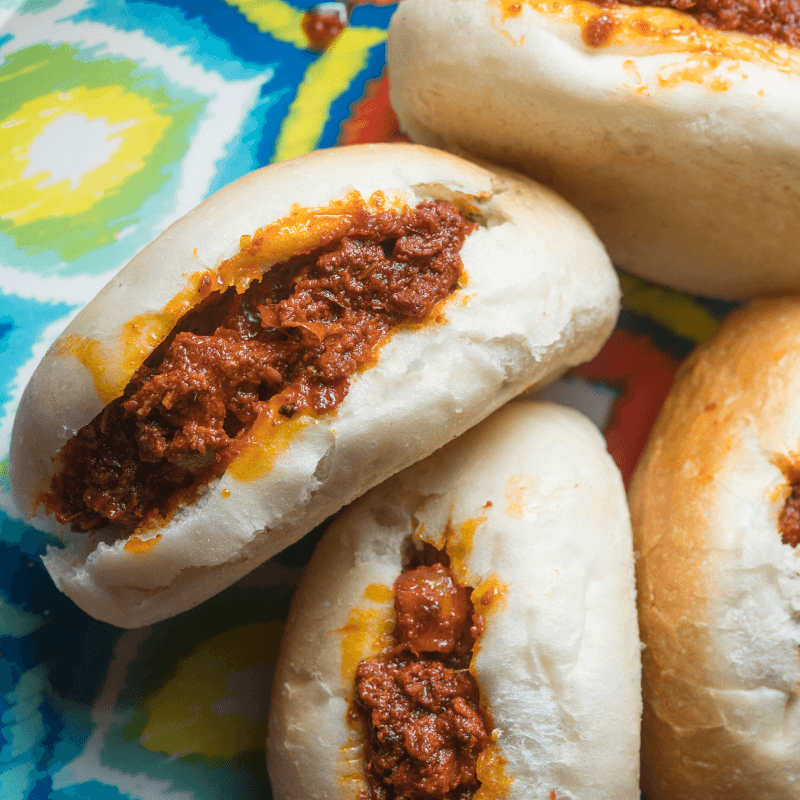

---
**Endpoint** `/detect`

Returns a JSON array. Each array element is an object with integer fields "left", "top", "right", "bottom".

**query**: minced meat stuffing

[
  {"left": 45, "top": 200, "right": 474, "bottom": 531},
  {"left": 353, "top": 562, "right": 491, "bottom": 800},
  {"left": 780, "top": 484, "right": 800, "bottom": 546},
  {"left": 591, "top": 0, "right": 800, "bottom": 46}
]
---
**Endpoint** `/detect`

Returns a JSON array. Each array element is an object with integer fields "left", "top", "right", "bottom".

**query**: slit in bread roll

[
  {"left": 630, "top": 298, "right": 800, "bottom": 799},
  {"left": 267, "top": 399, "right": 642, "bottom": 800},
  {"left": 10, "top": 143, "right": 619, "bottom": 629},
  {"left": 387, "top": 0, "right": 800, "bottom": 300}
]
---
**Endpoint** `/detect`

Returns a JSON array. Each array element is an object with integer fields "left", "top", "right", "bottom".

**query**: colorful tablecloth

[{"left": 0, "top": 1, "right": 739, "bottom": 797}]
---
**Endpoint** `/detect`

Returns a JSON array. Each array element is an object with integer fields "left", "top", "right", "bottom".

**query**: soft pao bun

[
  {"left": 268, "top": 400, "right": 642, "bottom": 800},
  {"left": 10, "top": 144, "right": 619, "bottom": 628},
  {"left": 388, "top": 0, "right": 800, "bottom": 299},
  {"left": 631, "top": 299, "right": 800, "bottom": 799}
]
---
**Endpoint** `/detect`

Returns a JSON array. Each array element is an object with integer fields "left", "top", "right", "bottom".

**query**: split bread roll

[
  {"left": 387, "top": 0, "right": 800, "bottom": 300},
  {"left": 630, "top": 298, "right": 800, "bottom": 799},
  {"left": 268, "top": 400, "right": 642, "bottom": 800},
  {"left": 9, "top": 143, "right": 619, "bottom": 629}
]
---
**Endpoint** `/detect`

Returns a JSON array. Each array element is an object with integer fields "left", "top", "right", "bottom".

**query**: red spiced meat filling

[
  {"left": 353, "top": 562, "right": 491, "bottom": 800},
  {"left": 45, "top": 201, "right": 473, "bottom": 533},
  {"left": 780, "top": 484, "right": 800, "bottom": 547},
  {"left": 589, "top": 0, "right": 800, "bottom": 46}
]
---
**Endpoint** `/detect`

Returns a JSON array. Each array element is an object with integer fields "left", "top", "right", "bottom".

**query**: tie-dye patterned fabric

[{"left": 0, "top": 2, "right": 738, "bottom": 797}]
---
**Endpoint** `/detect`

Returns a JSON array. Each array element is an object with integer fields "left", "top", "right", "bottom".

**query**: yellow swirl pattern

[
  {"left": 138, "top": 621, "right": 283, "bottom": 758},
  {"left": 0, "top": 86, "right": 170, "bottom": 225},
  {"left": 272, "top": 26, "right": 387, "bottom": 163},
  {"left": 225, "top": 0, "right": 308, "bottom": 46}
]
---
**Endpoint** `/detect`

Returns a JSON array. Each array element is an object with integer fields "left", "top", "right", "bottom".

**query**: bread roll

[
  {"left": 630, "top": 298, "right": 800, "bottom": 798},
  {"left": 387, "top": 0, "right": 800, "bottom": 299},
  {"left": 268, "top": 400, "right": 642, "bottom": 800},
  {"left": 9, "top": 143, "right": 619, "bottom": 629}
]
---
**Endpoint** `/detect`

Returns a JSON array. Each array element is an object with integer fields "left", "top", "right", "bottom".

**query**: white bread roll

[
  {"left": 630, "top": 299, "right": 800, "bottom": 799},
  {"left": 387, "top": 0, "right": 800, "bottom": 300},
  {"left": 268, "top": 400, "right": 642, "bottom": 800},
  {"left": 9, "top": 144, "right": 619, "bottom": 629}
]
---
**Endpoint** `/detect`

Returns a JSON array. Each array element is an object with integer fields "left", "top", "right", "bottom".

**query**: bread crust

[
  {"left": 630, "top": 299, "right": 800, "bottom": 799},
  {"left": 9, "top": 144, "right": 619, "bottom": 629},
  {"left": 267, "top": 400, "right": 642, "bottom": 800},
  {"left": 387, "top": 0, "right": 800, "bottom": 299}
]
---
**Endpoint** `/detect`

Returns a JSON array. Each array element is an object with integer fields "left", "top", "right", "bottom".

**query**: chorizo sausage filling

[
  {"left": 589, "top": 0, "right": 800, "bottom": 46},
  {"left": 780, "top": 484, "right": 800, "bottom": 546},
  {"left": 353, "top": 559, "right": 491, "bottom": 800},
  {"left": 44, "top": 200, "right": 474, "bottom": 533}
]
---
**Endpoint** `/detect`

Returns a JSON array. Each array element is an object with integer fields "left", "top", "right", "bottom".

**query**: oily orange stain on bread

[
  {"left": 505, "top": 473, "right": 542, "bottom": 519},
  {"left": 57, "top": 191, "right": 400, "bottom": 406},
  {"left": 494, "top": 0, "right": 800, "bottom": 73},
  {"left": 337, "top": 585, "right": 396, "bottom": 796},
  {"left": 470, "top": 572, "right": 510, "bottom": 798},
  {"left": 474, "top": 744, "right": 513, "bottom": 799},
  {"left": 123, "top": 533, "right": 162, "bottom": 554},
  {"left": 472, "top": 578, "right": 506, "bottom": 623},
  {"left": 654, "top": 56, "right": 740, "bottom": 91},
  {"left": 225, "top": 401, "right": 316, "bottom": 483},
  {"left": 446, "top": 517, "right": 488, "bottom": 585},
  {"left": 59, "top": 312, "right": 179, "bottom": 404},
  {"left": 338, "top": 583, "right": 395, "bottom": 685},
  {"left": 213, "top": 191, "right": 399, "bottom": 291},
  {"left": 362, "top": 583, "right": 393, "bottom": 604},
  {"left": 470, "top": 577, "right": 507, "bottom": 666}
]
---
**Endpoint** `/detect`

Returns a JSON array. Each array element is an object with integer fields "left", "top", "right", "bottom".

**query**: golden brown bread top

[{"left": 631, "top": 299, "right": 800, "bottom": 799}]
